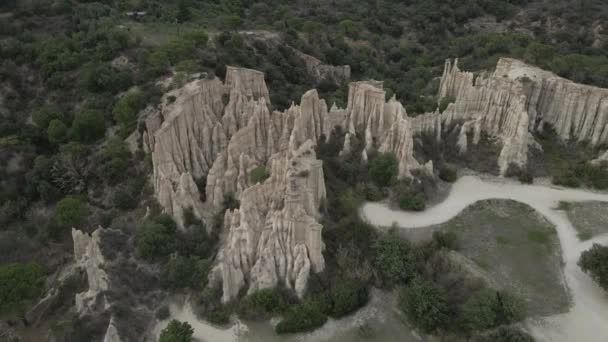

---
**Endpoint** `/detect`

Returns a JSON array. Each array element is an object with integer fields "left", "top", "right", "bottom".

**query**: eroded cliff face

[
  {"left": 145, "top": 57, "right": 608, "bottom": 302},
  {"left": 437, "top": 57, "right": 608, "bottom": 173},
  {"left": 145, "top": 66, "right": 433, "bottom": 302}
]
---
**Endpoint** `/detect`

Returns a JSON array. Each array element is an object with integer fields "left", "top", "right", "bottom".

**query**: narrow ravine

[{"left": 361, "top": 175, "right": 608, "bottom": 342}]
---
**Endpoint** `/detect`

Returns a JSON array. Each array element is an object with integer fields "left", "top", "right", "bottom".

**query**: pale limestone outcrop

[
  {"left": 72, "top": 228, "right": 109, "bottom": 316},
  {"left": 294, "top": 49, "right": 351, "bottom": 85},
  {"left": 210, "top": 140, "right": 326, "bottom": 302},
  {"left": 494, "top": 58, "right": 608, "bottom": 146},
  {"left": 103, "top": 317, "right": 122, "bottom": 342},
  {"left": 438, "top": 57, "right": 608, "bottom": 173},
  {"left": 438, "top": 59, "right": 531, "bottom": 173},
  {"left": 224, "top": 66, "right": 270, "bottom": 103},
  {"left": 379, "top": 118, "right": 419, "bottom": 177}
]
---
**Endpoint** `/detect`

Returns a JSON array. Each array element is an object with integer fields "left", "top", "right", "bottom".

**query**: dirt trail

[{"left": 361, "top": 175, "right": 608, "bottom": 342}]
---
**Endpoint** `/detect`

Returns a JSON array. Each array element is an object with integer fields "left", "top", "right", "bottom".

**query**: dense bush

[
  {"left": 69, "top": 110, "right": 106, "bottom": 143},
  {"left": 249, "top": 165, "right": 269, "bottom": 184},
  {"left": 113, "top": 90, "right": 144, "bottom": 137},
  {"left": 136, "top": 215, "right": 177, "bottom": 261},
  {"left": 373, "top": 234, "right": 416, "bottom": 286},
  {"left": 161, "top": 255, "right": 211, "bottom": 291},
  {"left": 578, "top": 244, "right": 608, "bottom": 290},
  {"left": 159, "top": 320, "right": 193, "bottom": 342},
  {"left": 98, "top": 138, "right": 132, "bottom": 184},
  {"left": 238, "top": 288, "right": 285, "bottom": 320},
  {"left": 369, "top": 153, "right": 398, "bottom": 187},
  {"left": 399, "top": 193, "right": 426, "bottom": 211},
  {"left": 439, "top": 166, "right": 458, "bottom": 183},
  {"left": 552, "top": 163, "right": 608, "bottom": 190},
  {"left": 459, "top": 289, "right": 527, "bottom": 331},
  {"left": 275, "top": 301, "right": 328, "bottom": 334},
  {"left": 0, "top": 262, "right": 44, "bottom": 313},
  {"left": 47, "top": 119, "right": 68, "bottom": 144},
  {"left": 55, "top": 196, "right": 88, "bottom": 229},
  {"left": 399, "top": 278, "right": 449, "bottom": 333},
  {"left": 327, "top": 279, "right": 369, "bottom": 318}
]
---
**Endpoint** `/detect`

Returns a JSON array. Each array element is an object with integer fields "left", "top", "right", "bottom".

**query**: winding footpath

[{"left": 361, "top": 175, "right": 608, "bottom": 342}]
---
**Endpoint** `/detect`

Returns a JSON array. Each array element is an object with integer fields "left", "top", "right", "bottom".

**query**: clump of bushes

[
  {"left": 373, "top": 234, "right": 416, "bottom": 286},
  {"left": 159, "top": 320, "right": 193, "bottom": 342},
  {"left": 136, "top": 214, "right": 177, "bottom": 261},
  {"left": 369, "top": 153, "right": 398, "bottom": 187},
  {"left": 552, "top": 162, "right": 608, "bottom": 189},
  {"left": 238, "top": 288, "right": 286, "bottom": 320},
  {"left": 439, "top": 165, "right": 458, "bottom": 183},
  {"left": 505, "top": 163, "right": 533, "bottom": 184},
  {"left": 161, "top": 255, "right": 211, "bottom": 290},
  {"left": 249, "top": 165, "right": 269, "bottom": 184},
  {"left": 399, "top": 278, "right": 449, "bottom": 333},
  {"left": 0, "top": 262, "right": 44, "bottom": 313},
  {"left": 578, "top": 243, "right": 608, "bottom": 290},
  {"left": 399, "top": 193, "right": 426, "bottom": 211},
  {"left": 275, "top": 301, "right": 328, "bottom": 334},
  {"left": 459, "top": 289, "right": 527, "bottom": 331}
]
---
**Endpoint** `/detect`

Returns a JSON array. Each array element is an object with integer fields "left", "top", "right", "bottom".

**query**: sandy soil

[{"left": 361, "top": 175, "right": 608, "bottom": 342}]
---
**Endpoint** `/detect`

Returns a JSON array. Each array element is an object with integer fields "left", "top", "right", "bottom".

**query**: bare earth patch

[{"left": 558, "top": 201, "right": 608, "bottom": 240}]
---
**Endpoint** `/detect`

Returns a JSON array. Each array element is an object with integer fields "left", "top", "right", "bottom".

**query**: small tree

[
  {"left": 56, "top": 196, "right": 88, "bottom": 229},
  {"left": 578, "top": 243, "right": 608, "bottom": 290},
  {"left": 70, "top": 110, "right": 106, "bottom": 143},
  {"left": 369, "top": 153, "right": 398, "bottom": 187},
  {"left": 249, "top": 165, "right": 269, "bottom": 184},
  {"left": 159, "top": 320, "right": 193, "bottom": 342},
  {"left": 0, "top": 263, "right": 44, "bottom": 313},
  {"left": 136, "top": 218, "right": 177, "bottom": 261},
  {"left": 373, "top": 234, "right": 415, "bottom": 286},
  {"left": 47, "top": 119, "right": 68, "bottom": 144},
  {"left": 400, "top": 278, "right": 449, "bottom": 333}
]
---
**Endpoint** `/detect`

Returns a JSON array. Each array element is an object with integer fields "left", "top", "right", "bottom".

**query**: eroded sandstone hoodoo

[{"left": 144, "top": 57, "right": 608, "bottom": 302}]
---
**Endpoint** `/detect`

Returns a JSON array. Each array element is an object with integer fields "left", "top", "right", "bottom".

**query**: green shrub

[
  {"left": 47, "top": 119, "right": 68, "bottom": 144},
  {"left": 99, "top": 138, "right": 131, "bottom": 184},
  {"left": 113, "top": 90, "right": 144, "bottom": 136},
  {"left": 275, "top": 301, "right": 328, "bottom": 334},
  {"left": 328, "top": 279, "right": 368, "bottom": 318},
  {"left": 249, "top": 165, "right": 269, "bottom": 184},
  {"left": 0, "top": 263, "right": 44, "bottom": 313},
  {"left": 399, "top": 193, "right": 426, "bottom": 211},
  {"left": 159, "top": 320, "right": 193, "bottom": 342},
  {"left": 56, "top": 196, "right": 88, "bottom": 229},
  {"left": 369, "top": 153, "right": 398, "bottom": 187},
  {"left": 70, "top": 110, "right": 106, "bottom": 143},
  {"left": 578, "top": 244, "right": 608, "bottom": 290},
  {"left": 33, "top": 104, "right": 63, "bottom": 129},
  {"left": 399, "top": 278, "right": 449, "bottom": 333},
  {"left": 439, "top": 166, "right": 457, "bottom": 183},
  {"left": 161, "top": 255, "right": 211, "bottom": 290},
  {"left": 112, "top": 188, "right": 137, "bottom": 210},
  {"left": 373, "top": 234, "right": 415, "bottom": 286},
  {"left": 432, "top": 230, "right": 458, "bottom": 250},
  {"left": 460, "top": 289, "right": 527, "bottom": 331},
  {"left": 438, "top": 96, "right": 456, "bottom": 113},
  {"left": 136, "top": 217, "right": 177, "bottom": 261},
  {"left": 239, "top": 288, "right": 285, "bottom": 320}
]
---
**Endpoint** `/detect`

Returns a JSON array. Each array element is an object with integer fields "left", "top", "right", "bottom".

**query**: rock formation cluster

[
  {"left": 140, "top": 56, "right": 608, "bottom": 303},
  {"left": 435, "top": 57, "right": 608, "bottom": 172},
  {"left": 142, "top": 66, "right": 432, "bottom": 302}
]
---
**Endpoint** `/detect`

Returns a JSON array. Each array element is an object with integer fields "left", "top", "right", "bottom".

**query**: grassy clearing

[
  {"left": 558, "top": 201, "right": 608, "bottom": 241},
  {"left": 429, "top": 200, "right": 569, "bottom": 317}
]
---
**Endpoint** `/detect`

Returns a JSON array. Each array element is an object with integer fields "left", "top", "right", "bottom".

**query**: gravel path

[{"left": 361, "top": 175, "right": 608, "bottom": 342}]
